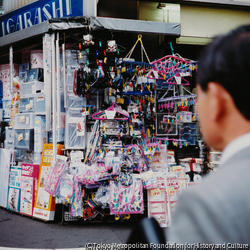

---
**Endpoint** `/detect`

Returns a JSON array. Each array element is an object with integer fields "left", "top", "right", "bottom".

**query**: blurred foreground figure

[{"left": 168, "top": 25, "right": 250, "bottom": 244}]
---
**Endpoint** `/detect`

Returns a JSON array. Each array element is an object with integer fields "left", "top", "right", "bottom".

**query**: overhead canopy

[
  {"left": 0, "top": 16, "right": 180, "bottom": 48},
  {"left": 47, "top": 16, "right": 180, "bottom": 35}
]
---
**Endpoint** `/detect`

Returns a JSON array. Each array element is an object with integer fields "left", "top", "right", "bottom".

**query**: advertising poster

[
  {"left": 20, "top": 164, "right": 39, "bottom": 216},
  {"left": 7, "top": 166, "right": 21, "bottom": 212},
  {"left": 33, "top": 144, "right": 64, "bottom": 221}
]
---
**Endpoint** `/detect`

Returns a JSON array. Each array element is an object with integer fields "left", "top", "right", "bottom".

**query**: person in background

[{"left": 168, "top": 25, "right": 250, "bottom": 244}]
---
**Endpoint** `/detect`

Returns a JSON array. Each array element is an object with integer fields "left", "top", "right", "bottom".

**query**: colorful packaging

[
  {"left": 20, "top": 163, "right": 39, "bottom": 217},
  {"left": 33, "top": 144, "right": 64, "bottom": 221},
  {"left": 7, "top": 166, "right": 21, "bottom": 212}
]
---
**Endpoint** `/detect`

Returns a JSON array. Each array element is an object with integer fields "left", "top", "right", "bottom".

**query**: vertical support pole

[
  {"left": 96, "top": 91, "right": 99, "bottom": 112},
  {"left": 56, "top": 32, "right": 60, "bottom": 130},
  {"left": 62, "top": 43, "right": 67, "bottom": 109},
  {"left": 43, "top": 34, "right": 52, "bottom": 133},
  {"left": 9, "top": 46, "right": 13, "bottom": 95},
  {"left": 83, "top": 0, "right": 97, "bottom": 17},
  {"left": 52, "top": 33, "right": 57, "bottom": 163}
]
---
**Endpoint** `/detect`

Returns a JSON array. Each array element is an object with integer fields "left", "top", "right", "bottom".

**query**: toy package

[
  {"left": 45, "top": 155, "right": 68, "bottom": 196},
  {"left": 110, "top": 175, "right": 143, "bottom": 215}
]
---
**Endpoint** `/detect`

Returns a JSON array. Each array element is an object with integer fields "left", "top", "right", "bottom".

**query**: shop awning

[{"left": 0, "top": 16, "right": 180, "bottom": 47}]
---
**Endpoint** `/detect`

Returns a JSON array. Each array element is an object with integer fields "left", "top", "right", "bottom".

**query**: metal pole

[
  {"left": 9, "top": 46, "right": 13, "bottom": 95},
  {"left": 52, "top": 33, "right": 57, "bottom": 163},
  {"left": 56, "top": 32, "right": 60, "bottom": 130},
  {"left": 43, "top": 34, "right": 52, "bottom": 133},
  {"left": 62, "top": 43, "right": 67, "bottom": 109}
]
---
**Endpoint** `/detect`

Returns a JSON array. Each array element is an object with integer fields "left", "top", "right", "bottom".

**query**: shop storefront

[{"left": 0, "top": 0, "right": 219, "bottom": 226}]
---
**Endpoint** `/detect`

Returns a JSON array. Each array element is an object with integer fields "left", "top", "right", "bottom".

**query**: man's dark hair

[{"left": 197, "top": 25, "right": 250, "bottom": 120}]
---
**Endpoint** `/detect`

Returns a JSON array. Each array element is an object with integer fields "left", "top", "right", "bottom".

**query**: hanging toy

[
  {"left": 98, "top": 60, "right": 105, "bottom": 78},
  {"left": 107, "top": 40, "right": 117, "bottom": 52},
  {"left": 83, "top": 34, "right": 94, "bottom": 46}
]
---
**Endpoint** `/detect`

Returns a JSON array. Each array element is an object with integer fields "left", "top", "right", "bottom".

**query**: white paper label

[
  {"left": 20, "top": 116, "right": 25, "bottom": 123},
  {"left": 105, "top": 110, "right": 116, "bottom": 119},
  {"left": 174, "top": 76, "right": 182, "bottom": 85}
]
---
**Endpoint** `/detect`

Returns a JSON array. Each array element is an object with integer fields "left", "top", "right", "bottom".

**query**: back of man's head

[{"left": 197, "top": 25, "right": 250, "bottom": 120}]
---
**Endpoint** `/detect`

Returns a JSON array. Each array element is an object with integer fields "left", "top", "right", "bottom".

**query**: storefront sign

[{"left": 0, "top": 0, "right": 83, "bottom": 37}]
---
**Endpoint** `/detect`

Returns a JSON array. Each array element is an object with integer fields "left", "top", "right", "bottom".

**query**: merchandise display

[{"left": 0, "top": 32, "right": 214, "bottom": 227}]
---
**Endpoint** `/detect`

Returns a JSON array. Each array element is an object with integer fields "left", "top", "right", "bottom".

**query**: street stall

[{"left": 0, "top": 0, "right": 210, "bottom": 227}]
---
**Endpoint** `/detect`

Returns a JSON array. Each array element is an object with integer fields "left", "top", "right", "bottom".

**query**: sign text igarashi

[{"left": 0, "top": 0, "right": 83, "bottom": 37}]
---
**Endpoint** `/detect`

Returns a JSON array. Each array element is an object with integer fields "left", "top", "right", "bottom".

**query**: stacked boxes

[
  {"left": 5, "top": 69, "right": 46, "bottom": 156},
  {"left": 19, "top": 80, "right": 45, "bottom": 114}
]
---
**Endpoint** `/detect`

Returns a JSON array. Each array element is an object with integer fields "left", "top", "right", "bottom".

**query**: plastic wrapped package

[
  {"left": 44, "top": 155, "right": 68, "bottom": 196},
  {"left": 110, "top": 176, "right": 144, "bottom": 215},
  {"left": 65, "top": 109, "right": 86, "bottom": 149},
  {"left": 30, "top": 50, "right": 43, "bottom": 69},
  {"left": 93, "top": 185, "right": 110, "bottom": 209},
  {"left": 57, "top": 174, "right": 74, "bottom": 204}
]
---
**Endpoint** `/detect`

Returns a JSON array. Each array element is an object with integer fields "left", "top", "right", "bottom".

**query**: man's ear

[{"left": 206, "top": 82, "right": 227, "bottom": 122}]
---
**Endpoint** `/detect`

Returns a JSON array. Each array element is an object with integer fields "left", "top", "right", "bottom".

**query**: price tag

[
  {"left": 168, "top": 187, "right": 175, "bottom": 196},
  {"left": 37, "top": 95, "right": 44, "bottom": 102},
  {"left": 151, "top": 188, "right": 161, "bottom": 197},
  {"left": 18, "top": 133, "right": 23, "bottom": 141}
]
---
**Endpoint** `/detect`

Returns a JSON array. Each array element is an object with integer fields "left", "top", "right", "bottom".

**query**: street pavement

[{"left": 0, "top": 206, "right": 144, "bottom": 249}]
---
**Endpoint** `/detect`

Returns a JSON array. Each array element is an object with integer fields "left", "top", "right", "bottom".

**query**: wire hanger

[
  {"left": 92, "top": 102, "right": 129, "bottom": 120},
  {"left": 125, "top": 34, "right": 151, "bottom": 63}
]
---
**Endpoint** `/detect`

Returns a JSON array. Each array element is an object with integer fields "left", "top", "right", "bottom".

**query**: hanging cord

[
  {"left": 125, "top": 34, "right": 151, "bottom": 63},
  {"left": 169, "top": 42, "right": 175, "bottom": 55}
]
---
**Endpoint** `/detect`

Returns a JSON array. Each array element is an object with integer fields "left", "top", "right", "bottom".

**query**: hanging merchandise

[
  {"left": 44, "top": 155, "right": 68, "bottom": 196},
  {"left": 148, "top": 54, "right": 197, "bottom": 85},
  {"left": 110, "top": 175, "right": 144, "bottom": 215},
  {"left": 92, "top": 102, "right": 129, "bottom": 121},
  {"left": 125, "top": 34, "right": 151, "bottom": 64}
]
